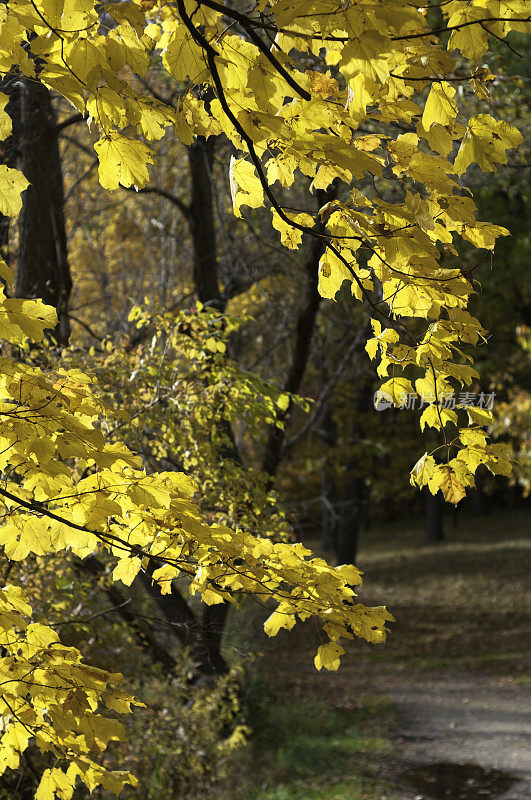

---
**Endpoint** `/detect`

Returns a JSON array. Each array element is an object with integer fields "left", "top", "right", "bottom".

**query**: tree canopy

[{"left": 0, "top": 1, "right": 529, "bottom": 797}]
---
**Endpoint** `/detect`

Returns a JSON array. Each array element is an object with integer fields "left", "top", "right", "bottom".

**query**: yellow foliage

[{"left": 0, "top": 0, "right": 529, "bottom": 793}]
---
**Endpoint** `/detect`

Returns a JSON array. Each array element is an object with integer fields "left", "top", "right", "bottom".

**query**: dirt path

[
  {"left": 257, "top": 623, "right": 531, "bottom": 798},
  {"left": 248, "top": 514, "right": 530, "bottom": 799},
  {"left": 386, "top": 671, "right": 531, "bottom": 798}
]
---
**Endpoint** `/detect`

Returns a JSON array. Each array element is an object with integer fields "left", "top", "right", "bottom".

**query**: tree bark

[
  {"left": 77, "top": 557, "right": 176, "bottom": 673},
  {"left": 335, "top": 476, "right": 363, "bottom": 566},
  {"left": 472, "top": 466, "right": 487, "bottom": 515},
  {"left": 200, "top": 603, "right": 230, "bottom": 675},
  {"left": 425, "top": 488, "right": 444, "bottom": 543},
  {"left": 188, "top": 136, "right": 224, "bottom": 310},
  {"left": 261, "top": 190, "right": 333, "bottom": 479},
  {"left": 139, "top": 570, "right": 229, "bottom": 676},
  {"left": 333, "top": 328, "right": 373, "bottom": 565},
  {"left": 15, "top": 79, "right": 71, "bottom": 343},
  {"left": 139, "top": 136, "right": 229, "bottom": 676}
]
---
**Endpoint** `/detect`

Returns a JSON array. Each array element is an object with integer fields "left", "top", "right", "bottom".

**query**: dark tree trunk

[
  {"left": 103, "top": 581, "right": 177, "bottom": 672},
  {"left": 262, "top": 189, "right": 333, "bottom": 479},
  {"left": 333, "top": 335, "right": 373, "bottom": 565},
  {"left": 188, "top": 136, "right": 223, "bottom": 310},
  {"left": 77, "top": 557, "right": 176, "bottom": 673},
  {"left": 426, "top": 489, "right": 444, "bottom": 543},
  {"left": 16, "top": 79, "right": 71, "bottom": 343},
  {"left": 200, "top": 602, "right": 230, "bottom": 675},
  {"left": 320, "top": 404, "right": 338, "bottom": 552},
  {"left": 139, "top": 570, "right": 229, "bottom": 676},
  {"left": 79, "top": 558, "right": 228, "bottom": 678},
  {"left": 143, "top": 136, "right": 230, "bottom": 676},
  {"left": 335, "top": 476, "right": 363, "bottom": 565},
  {"left": 472, "top": 467, "right": 487, "bottom": 515}
]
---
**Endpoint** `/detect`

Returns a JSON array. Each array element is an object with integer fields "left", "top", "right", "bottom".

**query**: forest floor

[{"left": 230, "top": 507, "right": 530, "bottom": 800}]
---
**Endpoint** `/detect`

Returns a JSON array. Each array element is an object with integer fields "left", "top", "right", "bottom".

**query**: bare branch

[
  {"left": 54, "top": 112, "right": 87, "bottom": 134},
  {"left": 123, "top": 185, "right": 191, "bottom": 219}
]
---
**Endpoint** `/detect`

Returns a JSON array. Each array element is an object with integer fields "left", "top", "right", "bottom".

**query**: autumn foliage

[{"left": 0, "top": 0, "right": 529, "bottom": 796}]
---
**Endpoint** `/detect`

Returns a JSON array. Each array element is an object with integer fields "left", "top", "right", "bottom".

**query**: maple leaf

[
  {"left": 35, "top": 768, "right": 74, "bottom": 800},
  {"left": 454, "top": 115, "right": 523, "bottom": 175},
  {"left": 314, "top": 642, "right": 345, "bottom": 671},
  {"left": 95, "top": 134, "right": 154, "bottom": 190},
  {"left": 112, "top": 556, "right": 142, "bottom": 586},
  {"left": 0, "top": 92, "right": 12, "bottom": 139},
  {"left": 161, "top": 24, "right": 208, "bottom": 83},
  {"left": 0, "top": 165, "right": 29, "bottom": 217},
  {"left": 448, "top": 6, "right": 489, "bottom": 60},
  {"left": 428, "top": 465, "right": 467, "bottom": 505},
  {"left": 422, "top": 82, "right": 458, "bottom": 130},
  {"left": 340, "top": 32, "right": 391, "bottom": 84},
  {"left": 229, "top": 157, "right": 264, "bottom": 218},
  {"left": 410, "top": 453, "right": 437, "bottom": 489}
]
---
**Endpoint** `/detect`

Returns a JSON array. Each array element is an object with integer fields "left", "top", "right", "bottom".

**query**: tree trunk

[
  {"left": 333, "top": 333, "right": 373, "bottom": 565},
  {"left": 77, "top": 557, "right": 176, "bottom": 673},
  {"left": 472, "top": 466, "right": 487, "bottom": 515},
  {"left": 142, "top": 136, "right": 230, "bottom": 676},
  {"left": 188, "top": 136, "right": 223, "bottom": 310},
  {"left": 426, "top": 489, "right": 444, "bottom": 543},
  {"left": 320, "top": 404, "right": 338, "bottom": 552},
  {"left": 199, "top": 603, "right": 230, "bottom": 675},
  {"left": 139, "top": 570, "right": 229, "bottom": 676},
  {"left": 262, "top": 189, "right": 334, "bottom": 479},
  {"left": 336, "top": 476, "right": 363, "bottom": 565},
  {"left": 16, "top": 79, "right": 71, "bottom": 343}
]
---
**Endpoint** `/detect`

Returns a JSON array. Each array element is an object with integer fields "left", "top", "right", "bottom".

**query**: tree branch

[
  {"left": 54, "top": 112, "right": 87, "bottom": 135},
  {"left": 198, "top": 0, "right": 311, "bottom": 100},
  {"left": 283, "top": 324, "right": 369, "bottom": 456},
  {"left": 123, "top": 185, "right": 191, "bottom": 220}
]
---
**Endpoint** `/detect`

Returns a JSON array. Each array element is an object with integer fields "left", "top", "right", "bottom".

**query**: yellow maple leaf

[
  {"left": 264, "top": 603, "right": 297, "bottom": 636},
  {"left": 95, "top": 134, "right": 154, "bottom": 190},
  {"left": 0, "top": 92, "right": 12, "bottom": 139},
  {"left": 36, "top": 768, "right": 74, "bottom": 800},
  {"left": 377, "top": 377, "right": 415, "bottom": 406},
  {"left": 341, "top": 32, "right": 390, "bottom": 84},
  {"left": 229, "top": 157, "right": 264, "bottom": 218},
  {"left": 314, "top": 642, "right": 345, "bottom": 671},
  {"left": 0, "top": 165, "right": 29, "bottom": 217},
  {"left": 410, "top": 452, "right": 437, "bottom": 488},
  {"left": 448, "top": 7, "right": 488, "bottom": 60},
  {"left": 161, "top": 24, "right": 207, "bottom": 83},
  {"left": 112, "top": 556, "right": 142, "bottom": 586},
  {"left": 428, "top": 464, "right": 467, "bottom": 505},
  {"left": 422, "top": 82, "right": 457, "bottom": 130},
  {"left": 454, "top": 115, "right": 523, "bottom": 176},
  {"left": 306, "top": 70, "right": 339, "bottom": 97},
  {"left": 318, "top": 250, "right": 354, "bottom": 300}
]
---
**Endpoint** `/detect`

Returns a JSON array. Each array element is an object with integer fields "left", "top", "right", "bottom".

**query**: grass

[{"left": 240, "top": 685, "right": 397, "bottom": 800}]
